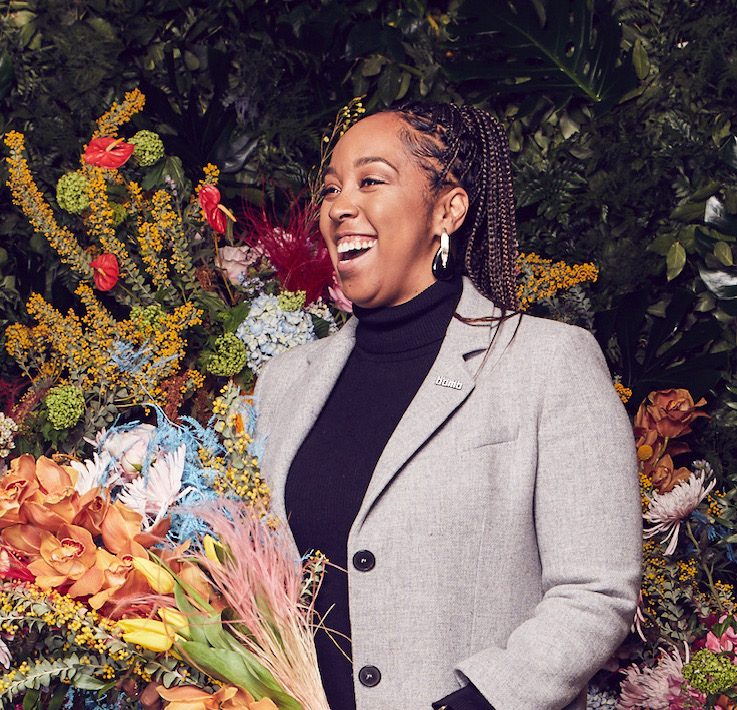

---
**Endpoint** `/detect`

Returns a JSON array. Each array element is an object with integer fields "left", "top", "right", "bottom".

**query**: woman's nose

[{"left": 328, "top": 187, "right": 358, "bottom": 221}]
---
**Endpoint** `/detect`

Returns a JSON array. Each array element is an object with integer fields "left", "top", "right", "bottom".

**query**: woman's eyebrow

[
  {"left": 322, "top": 156, "right": 399, "bottom": 179},
  {"left": 354, "top": 156, "right": 398, "bottom": 172}
]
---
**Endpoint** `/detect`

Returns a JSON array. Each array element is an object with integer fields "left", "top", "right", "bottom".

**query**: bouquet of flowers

[
  {"left": 613, "top": 388, "right": 737, "bottom": 710},
  {"left": 0, "top": 382, "right": 330, "bottom": 710},
  {"left": 2, "top": 89, "right": 341, "bottom": 457}
]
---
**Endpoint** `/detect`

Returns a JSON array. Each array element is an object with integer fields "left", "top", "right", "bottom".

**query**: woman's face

[{"left": 319, "top": 112, "right": 442, "bottom": 309}]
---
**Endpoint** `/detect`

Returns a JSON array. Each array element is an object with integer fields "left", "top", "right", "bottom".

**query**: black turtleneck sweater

[{"left": 285, "top": 278, "right": 494, "bottom": 710}]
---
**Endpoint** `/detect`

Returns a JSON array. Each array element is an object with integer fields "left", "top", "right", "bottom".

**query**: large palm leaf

[{"left": 445, "top": 0, "right": 637, "bottom": 110}]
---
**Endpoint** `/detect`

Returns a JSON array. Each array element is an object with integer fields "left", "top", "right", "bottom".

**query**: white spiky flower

[
  {"left": 70, "top": 450, "right": 116, "bottom": 494},
  {"left": 644, "top": 468, "right": 715, "bottom": 555},
  {"left": 118, "top": 444, "right": 188, "bottom": 528}
]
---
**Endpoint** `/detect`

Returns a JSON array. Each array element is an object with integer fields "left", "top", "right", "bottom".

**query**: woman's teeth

[{"left": 337, "top": 239, "right": 376, "bottom": 260}]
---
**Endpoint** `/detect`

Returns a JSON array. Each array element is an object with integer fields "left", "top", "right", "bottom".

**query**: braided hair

[{"left": 386, "top": 102, "right": 519, "bottom": 310}]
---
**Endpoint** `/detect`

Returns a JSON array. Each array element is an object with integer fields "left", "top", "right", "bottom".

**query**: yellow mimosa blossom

[
  {"left": 92, "top": 88, "right": 146, "bottom": 139},
  {"left": 4, "top": 131, "right": 92, "bottom": 279},
  {"left": 517, "top": 252, "right": 598, "bottom": 310}
]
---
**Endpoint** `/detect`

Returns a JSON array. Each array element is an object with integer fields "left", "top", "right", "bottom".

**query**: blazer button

[
  {"left": 352, "top": 550, "right": 375, "bottom": 571},
  {"left": 358, "top": 665, "right": 381, "bottom": 687}
]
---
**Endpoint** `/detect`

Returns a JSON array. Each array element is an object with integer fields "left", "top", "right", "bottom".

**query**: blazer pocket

[{"left": 457, "top": 424, "right": 519, "bottom": 451}]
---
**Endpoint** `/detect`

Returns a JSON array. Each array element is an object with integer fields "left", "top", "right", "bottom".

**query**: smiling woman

[
  {"left": 253, "top": 102, "right": 642, "bottom": 710},
  {"left": 319, "top": 112, "right": 461, "bottom": 309}
]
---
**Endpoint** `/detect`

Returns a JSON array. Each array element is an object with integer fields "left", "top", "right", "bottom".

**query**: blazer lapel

[
  {"left": 266, "top": 319, "right": 357, "bottom": 519},
  {"left": 353, "top": 278, "right": 521, "bottom": 530}
]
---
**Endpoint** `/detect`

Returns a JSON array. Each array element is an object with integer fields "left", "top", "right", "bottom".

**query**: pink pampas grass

[{"left": 188, "top": 500, "right": 329, "bottom": 710}]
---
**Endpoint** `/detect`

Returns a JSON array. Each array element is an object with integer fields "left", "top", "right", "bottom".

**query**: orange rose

[
  {"left": 649, "top": 454, "right": 692, "bottom": 493},
  {"left": 645, "top": 388, "right": 709, "bottom": 439}
]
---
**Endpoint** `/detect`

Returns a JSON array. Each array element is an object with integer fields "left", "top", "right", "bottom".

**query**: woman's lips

[{"left": 336, "top": 236, "right": 377, "bottom": 262}]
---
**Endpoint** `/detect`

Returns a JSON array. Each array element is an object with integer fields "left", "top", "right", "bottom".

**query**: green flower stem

[{"left": 686, "top": 519, "right": 724, "bottom": 613}]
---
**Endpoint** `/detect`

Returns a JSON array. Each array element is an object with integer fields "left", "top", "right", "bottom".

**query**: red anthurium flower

[
  {"left": 84, "top": 137, "right": 134, "bottom": 169},
  {"left": 90, "top": 253, "right": 119, "bottom": 291},
  {"left": 198, "top": 184, "right": 236, "bottom": 234}
]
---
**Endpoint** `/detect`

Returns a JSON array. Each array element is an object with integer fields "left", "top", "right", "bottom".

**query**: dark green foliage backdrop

[{"left": 2, "top": 0, "right": 737, "bottom": 437}]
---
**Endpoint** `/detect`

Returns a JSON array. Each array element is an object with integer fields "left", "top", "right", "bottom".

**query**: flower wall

[{"left": 1, "top": 1, "right": 737, "bottom": 708}]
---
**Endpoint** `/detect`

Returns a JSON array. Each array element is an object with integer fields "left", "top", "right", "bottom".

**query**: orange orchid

[
  {"left": 27, "top": 523, "right": 98, "bottom": 592},
  {"left": 645, "top": 388, "right": 709, "bottom": 439},
  {"left": 17, "top": 456, "right": 98, "bottom": 532},
  {"left": 0, "top": 454, "right": 40, "bottom": 527},
  {"left": 85, "top": 542, "right": 151, "bottom": 611},
  {"left": 73, "top": 492, "right": 111, "bottom": 538},
  {"left": 157, "top": 685, "right": 278, "bottom": 710},
  {"left": 1, "top": 522, "right": 43, "bottom": 556},
  {"left": 0, "top": 455, "right": 98, "bottom": 533},
  {"left": 100, "top": 500, "right": 148, "bottom": 553}
]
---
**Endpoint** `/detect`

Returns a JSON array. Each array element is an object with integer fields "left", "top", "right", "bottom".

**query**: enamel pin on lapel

[{"left": 434, "top": 375, "right": 463, "bottom": 390}]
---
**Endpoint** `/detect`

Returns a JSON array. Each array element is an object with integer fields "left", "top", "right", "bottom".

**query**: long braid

[{"left": 387, "top": 102, "right": 519, "bottom": 310}]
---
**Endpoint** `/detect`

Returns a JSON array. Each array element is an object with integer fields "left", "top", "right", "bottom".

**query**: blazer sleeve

[{"left": 454, "top": 326, "right": 642, "bottom": 709}]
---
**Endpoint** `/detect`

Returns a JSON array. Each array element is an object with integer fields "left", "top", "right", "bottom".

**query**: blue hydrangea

[
  {"left": 235, "top": 293, "right": 317, "bottom": 373},
  {"left": 586, "top": 683, "right": 618, "bottom": 709}
]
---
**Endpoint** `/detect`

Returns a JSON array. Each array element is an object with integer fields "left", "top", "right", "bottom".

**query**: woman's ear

[{"left": 434, "top": 187, "right": 469, "bottom": 236}]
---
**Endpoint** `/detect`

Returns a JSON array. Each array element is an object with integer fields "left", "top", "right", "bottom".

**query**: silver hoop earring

[{"left": 432, "top": 229, "right": 455, "bottom": 281}]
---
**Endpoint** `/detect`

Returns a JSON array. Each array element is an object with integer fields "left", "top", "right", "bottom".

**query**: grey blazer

[{"left": 253, "top": 277, "right": 642, "bottom": 710}]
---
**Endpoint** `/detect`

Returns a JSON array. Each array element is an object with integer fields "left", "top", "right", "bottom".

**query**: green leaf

[
  {"left": 23, "top": 689, "right": 40, "bottom": 710},
  {"left": 0, "top": 50, "right": 15, "bottom": 100},
  {"left": 361, "top": 55, "right": 385, "bottom": 77},
  {"left": 632, "top": 39, "right": 649, "bottom": 80},
  {"left": 396, "top": 70, "right": 411, "bottom": 100},
  {"left": 72, "top": 675, "right": 110, "bottom": 690},
  {"left": 715, "top": 241, "right": 734, "bottom": 266},
  {"left": 666, "top": 242, "right": 687, "bottom": 281},
  {"left": 47, "top": 683, "right": 70, "bottom": 710},
  {"left": 377, "top": 63, "right": 403, "bottom": 105},
  {"left": 446, "top": 0, "right": 637, "bottom": 109}
]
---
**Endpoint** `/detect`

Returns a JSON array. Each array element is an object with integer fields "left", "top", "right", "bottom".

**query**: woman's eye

[
  {"left": 319, "top": 184, "right": 339, "bottom": 198},
  {"left": 360, "top": 177, "right": 384, "bottom": 188}
]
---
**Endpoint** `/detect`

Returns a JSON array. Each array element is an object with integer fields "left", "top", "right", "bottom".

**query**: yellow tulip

[
  {"left": 202, "top": 534, "right": 222, "bottom": 564},
  {"left": 158, "top": 607, "right": 190, "bottom": 638},
  {"left": 118, "top": 617, "right": 174, "bottom": 652},
  {"left": 131, "top": 556, "right": 176, "bottom": 594}
]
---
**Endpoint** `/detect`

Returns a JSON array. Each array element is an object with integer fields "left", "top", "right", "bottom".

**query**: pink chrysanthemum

[
  {"left": 618, "top": 647, "right": 703, "bottom": 710},
  {"left": 644, "top": 469, "right": 715, "bottom": 555}
]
